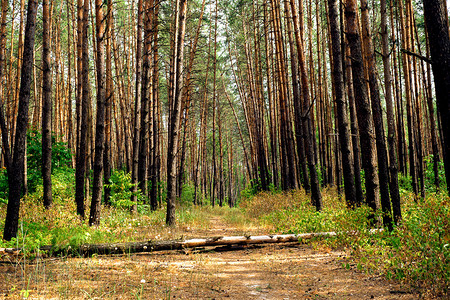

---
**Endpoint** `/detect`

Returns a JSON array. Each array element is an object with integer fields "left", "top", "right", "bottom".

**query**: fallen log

[{"left": 0, "top": 229, "right": 382, "bottom": 257}]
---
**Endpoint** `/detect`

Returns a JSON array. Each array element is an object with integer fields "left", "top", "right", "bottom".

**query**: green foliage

[
  {"left": 27, "top": 129, "right": 72, "bottom": 193},
  {"left": 383, "top": 195, "right": 450, "bottom": 295},
  {"left": 331, "top": 193, "right": 449, "bottom": 297},
  {"left": 0, "top": 130, "right": 73, "bottom": 203},
  {"left": 50, "top": 225, "right": 115, "bottom": 254},
  {"left": 359, "top": 169, "right": 366, "bottom": 195},
  {"left": 105, "top": 170, "right": 143, "bottom": 209},
  {"left": 156, "top": 180, "right": 167, "bottom": 204},
  {"left": 240, "top": 182, "right": 259, "bottom": 200},
  {"left": 246, "top": 188, "right": 449, "bottom": 297},
  {"left": 264, "top": 200, "right": 372, "bottom": 234},
  {"left": 240, "top": 179, "right": 279, "bottom": 201},
  {"left": 316, "top": 166, "right": 324, "bottom": 187},
  {"left": 180, "top": 183, "right": 195, "bottom": 206},
  {"left": 0, "top": 168, "right": 7, "bottom": 204},
  {"left": 424, "top": 155, "right": 446, "bottom": 193},
  {"left": 398, "top": 173, "right": 413, "bottom": 193},
  {"left": 51, "top": 167, "right": 76, "bottom": 203}
]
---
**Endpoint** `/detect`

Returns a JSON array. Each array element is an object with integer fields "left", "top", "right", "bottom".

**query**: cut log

[{"left": 0, "top": 230, "right": 382, "bottom": 257}]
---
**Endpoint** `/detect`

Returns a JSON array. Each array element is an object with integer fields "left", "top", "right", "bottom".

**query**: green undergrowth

[
  {"left": 240, "top": 188, "right": 449, "bottom": 297},
  {"left": 0, "top": 170, "right": 211, "bottom": 256}
]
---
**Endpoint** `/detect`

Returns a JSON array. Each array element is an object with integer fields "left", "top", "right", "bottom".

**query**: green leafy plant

[
  {"left": 106, "top": 170, "right": 143, "bottom": 209},
  {"left": 180, "top": 183, "right": 195, "bottom": 206},
  {"left": 0, "top": 168, "right": 7, "bottom": 204},
  {"left": 398, "top": 173, "right": 413, "bottom": 193},
  {"left": 27, "top": 129, "right": 72, "bottom": 194},
  {"left": 424, "top": 155, "right": 446, "bottom": 193},
  {"left": 387, "top": 195, "right": 450, "bottom": 295}
]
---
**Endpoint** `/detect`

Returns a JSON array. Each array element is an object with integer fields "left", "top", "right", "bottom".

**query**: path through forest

[{"left": 1, "top": 214, "right": 419, "bottom": 299}]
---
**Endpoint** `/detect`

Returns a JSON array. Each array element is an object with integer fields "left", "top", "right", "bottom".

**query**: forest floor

[{"left": 0, "top": 212, "right": 420, "bottom": 300}]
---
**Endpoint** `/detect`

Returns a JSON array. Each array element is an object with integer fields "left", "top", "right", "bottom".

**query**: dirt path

[{"left": 0, "top": 215, "right": 419, "bottom": 299}]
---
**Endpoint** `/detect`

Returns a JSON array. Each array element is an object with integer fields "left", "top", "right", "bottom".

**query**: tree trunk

[
  {"left": 131, "top": 0, "right": 143, "bottom": 209},
  {"left": 138, "top": 0, "right": 154, "bottom": 199},
  {"left": 42, "top": 0, "right": 53, "bottom": 209},
  {"left": 360, "top": 0, "right": 392, "bottom": 228},
  {"left": 89, "top": 0, "right": 106, "bottom": 226},
  {"left": 400, "top": 0, "right": 418, "bottom": 195},
  {"left": 381, "top": 0, "right": 401, "bottom": 223},
  {"left": 3, "top": 0, "right": 38, "bottom": 241},
  {"left": 285, "top": 0, "right": 309, "bottom": 192},
  {"left": 270, "top": 0, "right": 297, "bottom": 191},
  {"left": 423, "top": 0, "right": 450, "bottom": 194},
  {"left": 344, "top": 0, "right": 380, "bottom": 214},
  {"left": 166, "top": 0, "right": 188, "bottom": 226},
  {"left": 211, "top": 0, "right": 218, "bottom": 205},
  {"left": 328, "top": 0, "right": 357, "bottom": 207},
  {"left": 103, "top": 0, "right": 113, "bottom": 206},
  {"left": 0, "top": 0, "right": 10, "bottom": 170},
  {"left": 150, "top": 2, "right": 160, "bottom": 211},
  {"left": 288, "top": 0, "right": 322, "bottom": 210},
  {"left": 425, "top": 35, "right": 441, "bottom": 190},
  {"left": 263, "top": 2, "right": 280, "bottom": 189},
  {"left": 37, "top": 232, "right": 347, "bottom": 257}
]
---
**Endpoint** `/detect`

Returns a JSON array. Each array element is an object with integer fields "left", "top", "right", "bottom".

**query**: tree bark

[
  {"left": 42, "top": 0, "right": 53, "bottom": 209},
  {"left": 285, "top": 0, "right": 309, "bottom": 192},
  {"left": 328, "top": 0, "right": 357, "bottom": 207},
  {"left": 138, "top": 0, "right": 153, "bottom": 200},
  {"left": 89, "top": 0, "right": 107, "bottom": 226},
  {"left": 131, "top": 0, "right": 143, "bottom": 209},
  {"left": 103, "top": 0, "right": 113, "bottom": 206},
  {"left": 381, "top": 0, "right": 401, "bottom": 223},
  {"left": 344, "top": 0, "right": 380, "bottom": 214},
  {"left": 270, "top": 0, "right": 297, "bottom": 191},
  {"left": 423, "top": 0, "right": 450, "bottom": 194},
  {"left": 0, "top": 0, "right": 10, "bottom": 171},
  {"left": 150, "top": 2, "right": 160, "bottom": 211},
  {"left": 37, "top": 232, "right": 346, "bottom": 257},
  {"left": 360, "top": 0, "right": 392, "bottom": 228},
  {"left": 288, "top": 0, "right": 322, "bottom": 210},
  {"left": 75, "top": 0, "right": 90, "bottom": 219},
  {"left": 3, "top": 0, "right": 38, "bottom": 241},
  {"left": 166, "top": 0, "right": 188, "bottom": 226}
]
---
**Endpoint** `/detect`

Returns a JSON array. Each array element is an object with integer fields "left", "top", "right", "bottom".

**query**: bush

[
  {"left": 180, "top": 183, "right": 195, "bottom": 206},
  {"left": 398, "top": 173, "right": 413, "bottom": 193},
  {"left": 424, "top": 155, "right": 446, "bottom": 193},
  {"left": 261, "top": 194, "right": 371, "bottom": 234},
  {"left": 386, "top": 195, "right": 450, "bottom": 295},
  {"left": 243, "top": 188, "right": 449, "bottom": 297},
  {"left": 0, "top": 168, "right": 7, "bottom": 204},
  {"left": 27, "top": 129, "right": 72, "bottom": 194},
  {"left": 105, "top": 169, "right": 143, "bottom": 209},
  {"left": 342, "top": 194, "right": 450, "bottom": 297}
]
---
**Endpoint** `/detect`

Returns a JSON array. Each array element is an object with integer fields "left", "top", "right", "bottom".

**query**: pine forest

[{"left": 0, "top": 0, "right": 449, "bottom": 298}]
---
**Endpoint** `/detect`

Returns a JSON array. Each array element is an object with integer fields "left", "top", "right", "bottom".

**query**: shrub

[
  {"left": 344, "top": 194, "right": 450, "bottom": 297},
  {"left": 27, "top": 129, "right": 72, "bottom": 194},
  {"left": 105, "top": 169, "right": 143, "bottom": 209},
  {"left": 398, "top": 173, "right": 413, "bottom": 193},
  {"left": 243, "top": 188, "right": 449, "bottom": 297},
  {"left": 0, "top": 168, "right": 7, "bottom": 204},
  {"left": 387, "top": 194, "right": 450, "bottom": 295},
  {"left": 424, "top": 155, "right": 446, "bottom": 193},
  {"left": 180, "top": 183, "right": 195, "bottom": 206}
]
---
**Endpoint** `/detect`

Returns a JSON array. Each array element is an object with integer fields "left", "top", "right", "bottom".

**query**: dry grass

[{"left": 239, "top": 189, "right": 308, "bottom": 219}]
